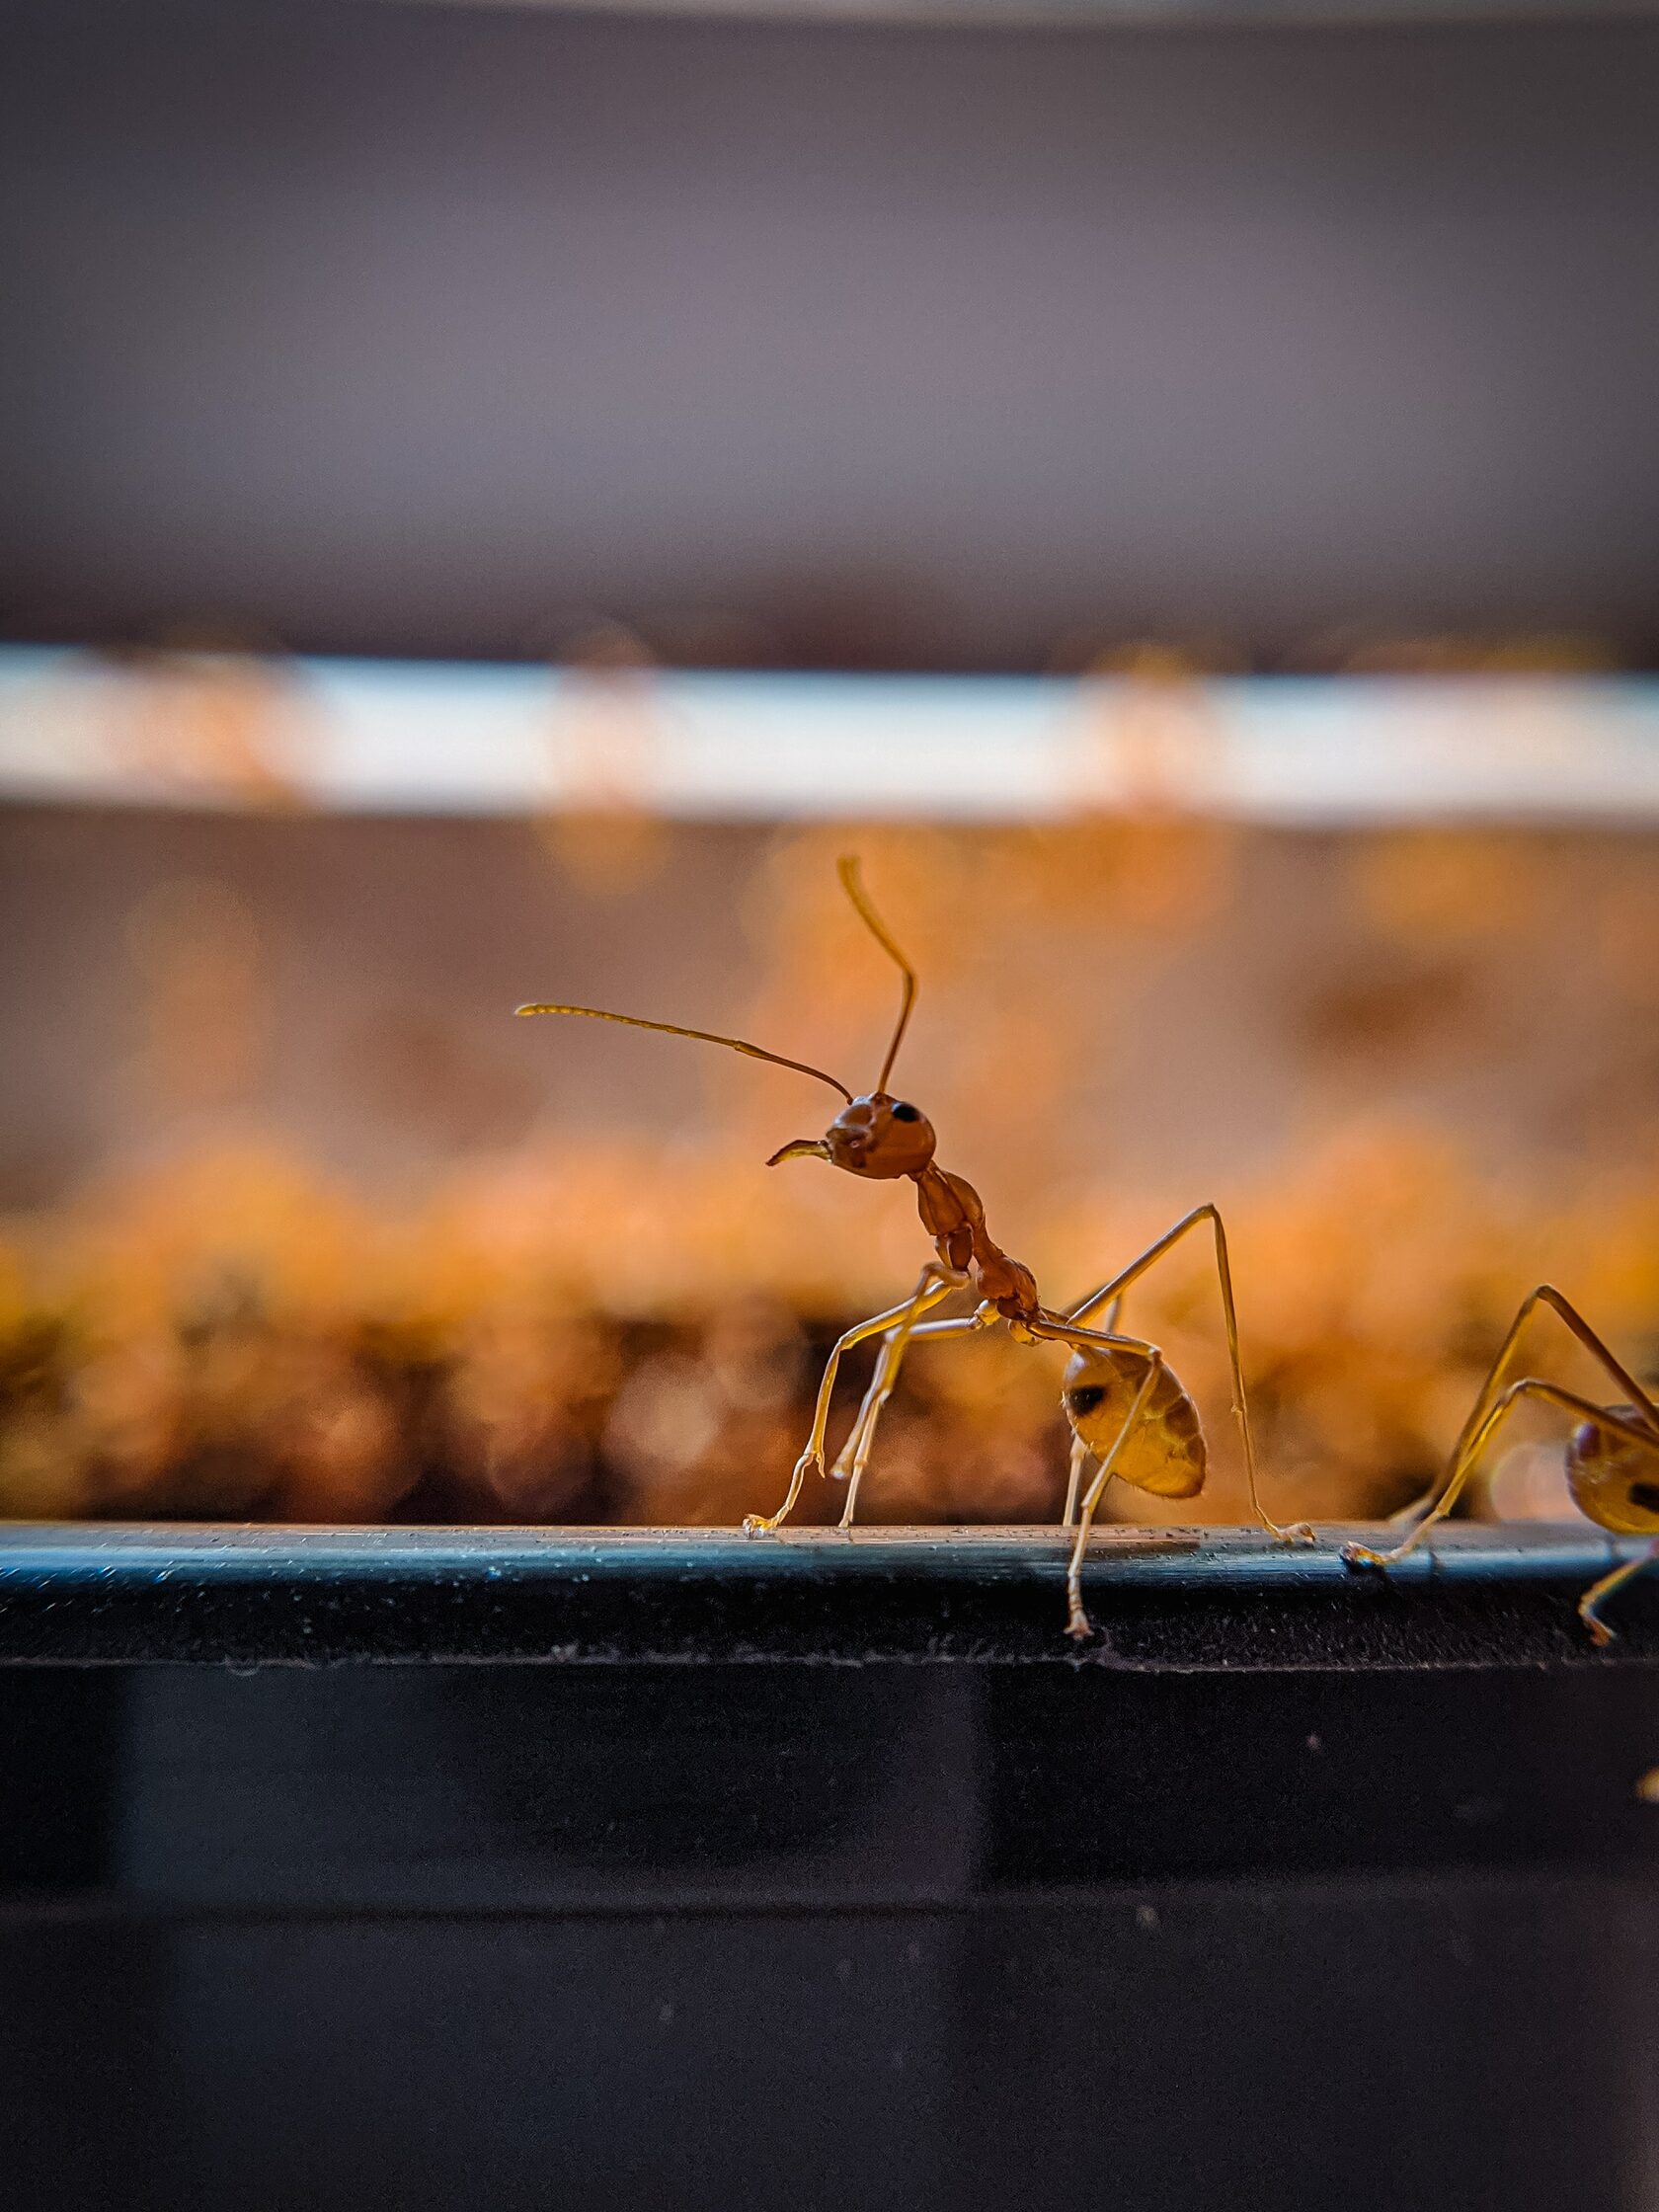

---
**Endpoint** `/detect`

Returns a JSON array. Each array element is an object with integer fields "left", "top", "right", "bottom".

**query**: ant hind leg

[
  {"left": 1063, "top": 1434, "right": 1090, "bottom": 1530},
  {"left": 1059, "top": 1204, "right": 1312, "bottom": 1545},
  {"left": 1579, "top": 1540, "right": 1659, "bottom": 1647},
  {"left": 1065, "top": 1360, "right": 1161, "bottom": 1640}
]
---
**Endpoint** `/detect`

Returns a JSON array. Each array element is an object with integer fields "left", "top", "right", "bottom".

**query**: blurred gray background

[{"left": 2, "top": 0, "right": 1657, "bottom": 669}]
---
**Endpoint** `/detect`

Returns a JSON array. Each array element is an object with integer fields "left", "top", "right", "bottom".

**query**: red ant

[{"left": 519, "top": 857, "right": 1311, "bottom": 1635}]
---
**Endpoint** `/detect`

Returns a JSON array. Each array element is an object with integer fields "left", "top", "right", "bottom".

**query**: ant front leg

[
  {"left": 1066, "top": 1205, "right": 1313, "bottom": 1546},
  {"left": 833, "top": 1304, "right": 996, "bottom": 1530},
  {"left": 1343, "top": 1378, "right": 1659, "bottom": 1630},
  {"left": 1378, "top": 1286, "right": 1591, "bottom": 1533},
  {"left": 1344, "top": 1287, "right": 1659, "bottom": 1583},
  {"left": 744, "top": 1265, "right": 961, "bottom": 1535},
  {"left": 828, "top": 1260, "right": 975, "bottom": 1481},
  {"left": 829, "top": 1275, "right": 965, "bottom": 1485}
]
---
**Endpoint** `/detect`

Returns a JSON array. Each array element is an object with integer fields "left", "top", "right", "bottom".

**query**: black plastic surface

[
  {"left": 7, "top": 1523, "right": 1659, "bottom": 2210},
  {"left": 3, "top": 1521, "right": 1659, "bottom": 1669}
]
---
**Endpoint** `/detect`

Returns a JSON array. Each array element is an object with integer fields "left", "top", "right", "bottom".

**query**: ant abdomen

[
  {"left": 1567, "top": 1406, "right": 1659, "bottom": 1535},
  {"left": 1062, "top": 1347, "right": 1207, "bottom": 1500}
]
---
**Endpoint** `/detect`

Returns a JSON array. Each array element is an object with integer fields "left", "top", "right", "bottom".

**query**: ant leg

[
  {"left": 743, "top": 1266, "right": 959, "bottom": 1535},
  {"left": 830, "top": 1274, "right": 984, "bottom": 1483},
  {"left": 1376, "top": 1288, "right": 1608, "bottom": 1530},
  {"left": 836, "top": 1305, "right": 997, "bottom": 1530},
  {"left": 1344, "top": 1285, "right": 1659, "bottom": 1566},
  {"left": 1066, "top": 1359, "right": 1161, "bottom": 1640},
  {"left": 1385, "top": 1489, "right": 1440, "bottom": 1530},
  {"left": 1579, "top": 1540, "right": 1659, "bottom": 1647},
  {"left": 1063, "top": 1435, "right": 1090, "bottom": 1529},
  {"left": 1022, "top": 1307, "right": 1175, "bottom": 1538},
  {"left": 1452, "top": 1286, "right": 1657, "bottom": 1481},
  {"left": 830, "top": 1278, "right": 974, "bottom": 1485},
  {"left": 1058, "top": 1205, "right": 1312, "bottom": 1545},
  {"left": 1343, "top": 1381, "right": 1658, "bottom": 1571},
  {"left": 831, "top": 1330, "right": 905, "bottom": 1486},
  {"left": 1056, "top": 1296, "right": 1120, "bottom": 1532}
]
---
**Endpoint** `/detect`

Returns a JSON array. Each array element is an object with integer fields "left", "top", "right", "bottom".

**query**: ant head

[
  {"left": 1567, "top": 1405, "right": 1659, "bottom": 1534},
  {"left": 769, "top": 1093, "right": 936, "bottom": 1181},
  {"left": 517, "top": 855, "right": 930, "bottom": 1175}
]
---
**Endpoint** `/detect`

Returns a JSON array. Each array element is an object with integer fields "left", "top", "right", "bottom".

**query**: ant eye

[
  {"left": 1066, "top": 1385, "right": 1107, "bottom": 1417},
  {"left": 891, "top": 1102, "right": 920, "bottom": 1122}
]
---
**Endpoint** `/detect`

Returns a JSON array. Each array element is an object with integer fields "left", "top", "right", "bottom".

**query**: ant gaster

[{"left": 519, "top": 856, "right": 1311, "bottom": 1636}]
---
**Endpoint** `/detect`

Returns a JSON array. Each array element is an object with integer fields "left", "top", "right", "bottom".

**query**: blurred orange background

[{"left": 3, "top": 759, "right": 1655, "bottom": 1532}]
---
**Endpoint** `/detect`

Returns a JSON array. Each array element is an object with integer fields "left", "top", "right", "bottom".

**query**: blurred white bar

[{"left": 2, "top": 646, "right": 1658, "bottom": 824}]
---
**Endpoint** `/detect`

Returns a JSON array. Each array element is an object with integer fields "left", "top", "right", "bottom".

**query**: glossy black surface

[
  {"left": 7, "top": 1525, "right": 1659, "bottom": 2208},
  {"left": 3, "top": 1521, "right": 1659, "bottom": 1667}
]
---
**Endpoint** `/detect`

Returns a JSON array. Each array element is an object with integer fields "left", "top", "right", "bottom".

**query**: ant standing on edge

[
  {"left": 518, "top": 857, "right": 1312, "bottom": 1637},
  {"left": 1344, "top": 1285, "right": 1659, "bottom": 1645}
]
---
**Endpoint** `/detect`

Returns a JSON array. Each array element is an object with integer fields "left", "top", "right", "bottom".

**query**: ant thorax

[{"left": 912, "top": 1160, "right": 1040, "bottom": 1319}]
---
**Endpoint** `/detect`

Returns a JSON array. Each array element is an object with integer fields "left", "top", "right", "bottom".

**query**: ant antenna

[
  {"left": 514, "top": 1001, "right": 853, "bottom": 1103},
  {"left": 837, "top": 856, "right": 916, "bottom": 1095}
]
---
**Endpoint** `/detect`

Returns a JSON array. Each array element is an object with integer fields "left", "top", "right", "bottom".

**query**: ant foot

[
  {"left": 1342, "top": 1542, "right": 1388, "bottom": 1571},
  {"left": 1066, "top": 1607, "right": 1094, "bottom": 1642},
  {"left": 1278, "top": 1521, "right": 1316, "bottom": 1547},
  {"left": 742, "top": 1450, "right": 824, "bottom": 1536},
  {"left": 1580, "top": 1608, "right": 1617, "bottom": 1649}
]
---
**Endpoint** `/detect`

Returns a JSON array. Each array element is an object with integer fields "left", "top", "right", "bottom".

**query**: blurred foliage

[{"left": 1, "top": 1122, "right": 1656, "bottom": 1531}]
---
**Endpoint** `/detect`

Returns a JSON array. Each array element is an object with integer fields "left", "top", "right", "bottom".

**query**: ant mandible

[
  {"left": 518, "top": 856, "right": 1312, "bottom": 1637},
  {"left": 1344, "top": 1285, "right": 1659, "bottom": 1645}
]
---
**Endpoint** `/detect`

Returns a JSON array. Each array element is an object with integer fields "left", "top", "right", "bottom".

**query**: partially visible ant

[
  {"left": 518, "top": 856, "right": 1311, "bottom": 1637},
  {"left": 1344, "top": 1285, "right": 1659, "bottom": 1645}
]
